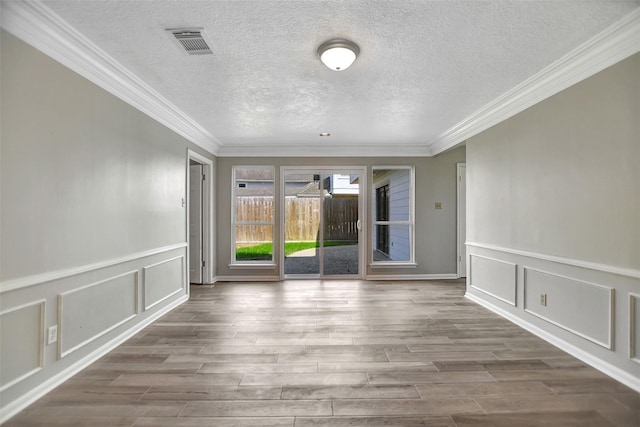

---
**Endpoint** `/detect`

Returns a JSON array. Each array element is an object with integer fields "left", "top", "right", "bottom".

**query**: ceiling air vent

[{"left": 167, "top": 28, "right": 212, "bottom": 55}]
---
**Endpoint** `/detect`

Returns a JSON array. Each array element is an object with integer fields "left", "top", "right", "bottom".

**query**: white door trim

[
  {"left": 187, "top": 150, "right": 214, "bottom": 284},
  {"left": 280, "top": 166, "right": 367, "bottom": 280},
  {"left": 457, "top": 163, "right": 467, "bottom": 278},
  {"left": 189, "top": 164, "right": 203, "bottom": 284}
]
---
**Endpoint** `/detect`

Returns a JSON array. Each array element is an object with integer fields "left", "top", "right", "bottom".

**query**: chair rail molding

[
  {"left": 0, "top": 243, "right": 188, "bottom": 293},
  {"left": 466, "top": 241, "right": 640, "bottom": 279}
]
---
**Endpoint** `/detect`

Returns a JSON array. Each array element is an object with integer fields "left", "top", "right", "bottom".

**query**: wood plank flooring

[{"left": 7, "top": 280, "right": 639, "bottom": 426}]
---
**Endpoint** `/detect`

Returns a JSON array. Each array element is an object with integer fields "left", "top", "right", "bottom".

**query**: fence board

[{"left": 236, "top": 196, "right": 358, "bottom": 243}]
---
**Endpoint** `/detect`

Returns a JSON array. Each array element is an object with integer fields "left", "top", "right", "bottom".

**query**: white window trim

[
  {"left": 371, "top": 166, "right": 415, "bottom": 267},
  {"left": 230, "top": 165, "right": 276, "bottom": 267}
]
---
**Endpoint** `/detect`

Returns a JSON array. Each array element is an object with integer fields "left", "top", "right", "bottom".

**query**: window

[
  {"left": 371, "top": 166, "right": 414, "bottom": 265},
  {"left": 232, "top": 166, "right": 275, "bottom": 264}
]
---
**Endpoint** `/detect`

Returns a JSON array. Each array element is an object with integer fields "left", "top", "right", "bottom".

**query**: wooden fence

[{"left": 235, "top": 196, "right": 358, "bottom": 243}]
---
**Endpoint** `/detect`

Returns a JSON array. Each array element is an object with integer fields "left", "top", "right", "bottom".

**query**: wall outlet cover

[
  {"left": 539, "top": 294, "right": 547, "bottom": 306},
  {"left": 47, "top": 325, "right": 58, "bottom": 344}
]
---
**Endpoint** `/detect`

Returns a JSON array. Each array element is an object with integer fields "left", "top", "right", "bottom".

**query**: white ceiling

[{"left": 7, "top": 1, "right": 640, "bottom": 156}]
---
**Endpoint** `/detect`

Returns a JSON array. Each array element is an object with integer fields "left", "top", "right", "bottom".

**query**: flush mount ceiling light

[{"left": 317, "top": 39, "right": 360, "bottom": 71}]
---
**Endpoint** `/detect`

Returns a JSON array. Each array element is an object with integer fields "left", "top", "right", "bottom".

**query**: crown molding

[
  {"left": 1, "top": 0, "right": 221, "bottom": 155},
  {"left": 3, "top": 2, "right": 637, "bottom": 158},
  {"left": 216, "top": 143, "right": 433, "bottom": 158},
  {"left": 428, "top": 8, "right": 640, "bottom": 155}
]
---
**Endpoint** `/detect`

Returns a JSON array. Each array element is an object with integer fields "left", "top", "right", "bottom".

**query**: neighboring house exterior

[{"left": 372, "top": 169, "right": 411, "bottom": 262}]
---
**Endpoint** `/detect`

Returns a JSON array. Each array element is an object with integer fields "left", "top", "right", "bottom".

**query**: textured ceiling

[{"left": 36, "top": 1, "right": 640, "bottom": 155}]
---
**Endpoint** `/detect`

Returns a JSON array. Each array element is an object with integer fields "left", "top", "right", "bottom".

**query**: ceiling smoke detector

[{"left": 167, "top": 28, "right": 212, "bottom": 55}]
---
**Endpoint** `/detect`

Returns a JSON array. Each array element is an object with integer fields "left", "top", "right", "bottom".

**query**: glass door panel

[
  {"left": 322, "top": 172, "right": 360, "bottom": 276},
  {"left": 283, "top": 169, "right": 362, "bottom": 278},
  {"left": 283, "top": 173, "right": 321, "bottom": 276}
]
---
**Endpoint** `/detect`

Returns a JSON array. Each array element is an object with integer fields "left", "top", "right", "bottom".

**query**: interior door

[
  {"left": 283, "top": 169, "right": 362, "bottom": 278},
  {"left": 189, "top": 163, "right": 203, "bottom": 284}
]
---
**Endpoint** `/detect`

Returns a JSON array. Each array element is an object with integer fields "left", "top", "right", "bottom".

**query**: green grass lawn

[{"left": 236, "top": 241, "right": 355, "bottom": 260}]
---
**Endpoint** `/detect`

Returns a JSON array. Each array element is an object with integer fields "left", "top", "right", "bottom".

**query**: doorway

[
  {"left": 187, "top": 150, "right": 214, "bottom": 284},
  {"left": 281, "top": 167, "right": 365, "bottom": 279}
]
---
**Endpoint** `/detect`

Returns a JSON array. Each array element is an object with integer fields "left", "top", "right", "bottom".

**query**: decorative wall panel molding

[
  {"left": 524, "top": 267, "right": 614, "bottom": 349},
  {"left": 0, "top": 300, "right": 45, "bottom": 392},
  {"left": 466, "top": 291, "right": 640, "bottom": 393},
  {"left": 59, "top": 271, "right": 138, "bottom": 358},
  {"left": 0, "top": 293, "right": 187, "bottom": 425},
  {"left": 143, "top": 256, "right": 185, "bottom": 310},
  {"left": 630, "top": 293, "right": 640, "bottom": 363},
  {"left": 469, "top": 254, "right": 517, "bottom": 306}
]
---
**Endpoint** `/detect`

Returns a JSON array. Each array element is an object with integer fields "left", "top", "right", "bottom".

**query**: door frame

[
  {"left": 280, "top": 166, "right": 367, "bottom": 280},
  {"left": 187, "top": 149, "right": 214, "bottom": 284},
  {"left": 457, "top": 162, "right": 467, "bottom": 278},
  {"left": 189, "top": 163, "right": 204, "bottom": 284}
]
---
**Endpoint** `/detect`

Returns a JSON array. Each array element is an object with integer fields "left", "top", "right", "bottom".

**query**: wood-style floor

[{"left": 7, "top": 280, "right": 639, "bottom": 426}]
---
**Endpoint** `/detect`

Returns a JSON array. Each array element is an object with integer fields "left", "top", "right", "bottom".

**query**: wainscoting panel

[
  {"left": 0, "top": 300, "right": 45, "bottom": 391},
  {"left": 469, "top": 254, "right": 517, "bottom": 306},
  {"left": 59, "top": 271, "right": 138, "bottom": 358},
  {"left": 143, "top": 256, "right": 185, "bottom": 311},
  {"left": 524, "top": 267, "right": 613, "bottom": 349},
  {"left": 466, "top": 242, "right": 640, "bottom": 392},
  {"left": 0, "top": 245, "right": 188, "bottom": 424},
  {"left": 630, "top": 293, "right": 640, "bottom": 363}
]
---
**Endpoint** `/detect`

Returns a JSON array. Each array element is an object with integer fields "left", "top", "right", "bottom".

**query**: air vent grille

[{"left": 168, "top": 28, "right": 212, "bottom": 55}]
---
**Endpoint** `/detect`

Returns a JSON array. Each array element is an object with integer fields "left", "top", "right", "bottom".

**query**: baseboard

[
  {"left": 466, "top": 292, "right": 640, "bottom": 393},
  {"left": 214, "top": 276, "right": 281, "bottom": 282},
  {"left": 214, "top": 274, "right": 460, "bottom": 282},
  {"left": 366, "top": 274, "right": 459, "bottom": 281},
  {"left": 0, "top": 294, "right": 188, "bottom": 424}
]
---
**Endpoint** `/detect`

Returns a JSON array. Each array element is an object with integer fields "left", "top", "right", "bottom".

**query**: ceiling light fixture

[{"left": 317, "top": 39, "right": 360, "bottom": 71}]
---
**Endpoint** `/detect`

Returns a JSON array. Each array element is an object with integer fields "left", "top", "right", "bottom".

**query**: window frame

[
  {"left": 230, "top": 165, "right": 276, "bottom": 268},
  {"left": 370, "top": 166, "right": 416, "bottom": 267}
]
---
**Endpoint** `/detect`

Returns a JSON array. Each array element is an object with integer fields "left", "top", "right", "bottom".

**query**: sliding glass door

[{"left": 282, "top": 168, "right": 363, "bottom": 278}]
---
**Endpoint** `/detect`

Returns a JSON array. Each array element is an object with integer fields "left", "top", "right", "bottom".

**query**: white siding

[{"left": 389, "top": 170, "right": 411, "bottom": 261}]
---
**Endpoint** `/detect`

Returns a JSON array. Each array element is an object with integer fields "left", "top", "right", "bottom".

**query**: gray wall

[
  {"left": 0, "top": 31, "right": 214, "bottom": 419},
  {"left": 216, "top": 148, "right": 466, "bottom": 278},
  {"left": 466, "top": 53, "right": 640, "bottom": 387}
]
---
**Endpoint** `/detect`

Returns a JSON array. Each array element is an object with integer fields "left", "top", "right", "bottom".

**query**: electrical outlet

[
  {"left": 539, "top": 293, "right": 547, "bottom": 306},
  {"left": 47, "top": 325, "right": 58, "bottom": 344}
]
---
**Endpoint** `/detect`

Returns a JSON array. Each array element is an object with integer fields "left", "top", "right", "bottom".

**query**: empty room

[{"left": 1, "top": 1, "right": 639, "bottom": 426}]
